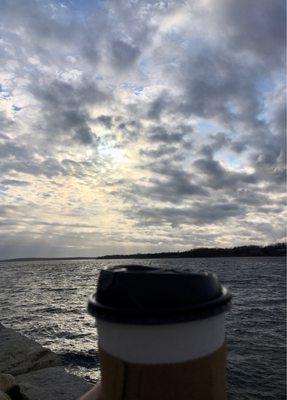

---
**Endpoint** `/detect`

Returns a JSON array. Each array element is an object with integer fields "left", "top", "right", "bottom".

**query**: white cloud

[{"left": 0, "top": 0, "right": 285, "bottom": 257}]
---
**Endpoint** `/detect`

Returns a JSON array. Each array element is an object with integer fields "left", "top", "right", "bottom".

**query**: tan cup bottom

[{"left": 99, "top": 344, "right": 227, "bottom": 400}]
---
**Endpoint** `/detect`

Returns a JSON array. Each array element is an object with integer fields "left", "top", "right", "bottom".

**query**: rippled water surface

[{"left": 0, "top": 257, "right": 285, "bottom": 399}]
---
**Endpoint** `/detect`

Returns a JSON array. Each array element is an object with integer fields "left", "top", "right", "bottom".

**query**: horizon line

[{"left": 0, "top": 242, "right": 285, "bottom": 263}]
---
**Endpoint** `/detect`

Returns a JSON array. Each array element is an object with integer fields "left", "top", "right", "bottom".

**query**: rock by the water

[
  {"left": 6, "top": 385, "right": 29, "bottom": 400},
  {"left": 0, "top": 325, "right": 61, "bottom": 375},
  {"left": 0, "top": 374, "right": 15, "bottom": 392},
  {"left": 0, "top": 391, "right": 11, "bottom": 400},
  {"left": 16, "top": 367, "right": 93, "bottom": 400},
  {"left": 0, "top": 324, "right": 95, "bottom": 400}
]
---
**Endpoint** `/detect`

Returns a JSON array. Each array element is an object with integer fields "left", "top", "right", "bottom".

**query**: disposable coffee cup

[{"left": 88, "top": 265, "right": 232, "bottom": 400}]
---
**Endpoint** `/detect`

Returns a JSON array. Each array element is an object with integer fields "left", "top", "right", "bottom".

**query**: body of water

[{"left": 0, "top": 257, "right": 285, "bottom": 399}]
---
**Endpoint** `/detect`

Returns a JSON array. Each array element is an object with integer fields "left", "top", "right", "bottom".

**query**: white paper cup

[{"left": 88, "top": 265, "right": 231, "bottom": 400}]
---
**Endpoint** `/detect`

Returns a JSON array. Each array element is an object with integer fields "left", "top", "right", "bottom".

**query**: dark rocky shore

[{"left": 0, "top": 324, "right": 93, "bottom": 400}]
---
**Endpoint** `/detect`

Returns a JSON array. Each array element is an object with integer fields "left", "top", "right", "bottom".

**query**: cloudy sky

[{"left": 0, "top": 0, "right": 286, "bottom": 258}]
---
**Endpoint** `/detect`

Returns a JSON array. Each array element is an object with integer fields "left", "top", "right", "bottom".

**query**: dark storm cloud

[
  {"left": 234, "top": 189, "right": 272, "bottom": 207},
  {"left": 95, "top": 115, "right": 113, "bottom": 129},
  {"left": 239, "top": 220, "right": 286, "bottom": 242},
  {"left": 249, "top": 113, "right": 286, "bottom": 187},
  {"left": 1, "top": 179, "right": 30, "bottom": 186},
  {"left": 110, "top": 40, "right": 140, "bottom": 70},
  {"left": 147, "top": 0, "right": 285, "bottom": 145},
  {"left": 114, "top": 161, "right": 207, "bottom": 204},
  {"left": 0, "top": 157, "right": 67, "bottom": 178},
  {"left": 61, "top": 159, "right": 92, "bottom": 178},
  {"left": 147, "top": 126, "right": 188, "bottom": 143},
  {"left": 0, "top": 142, "right": 30, "bottom": 159},
  {"left": 140, "top": 144, "right": 178, "bottom": 158},
  {"left": 194, "top": 156, "right": 257, "bottom": 190},
  {"left": 220, "top": 0, "right": 286, "bottom": 67},
  {"left": 0, "top": 139, "right": 70, "bottom": 178},
  {"left": 253, "top": 157, "right": 286, "bottom": 187},
  {"left": 256, "top": 205, "right": 284, "bottom": 214},
  {"left": 144, "top": 176, "right": 207, "bottom": 203},
  {"left": 81, "top": 42, "right": 99, "bottom": 64},
  {"left": 0, "top": 0, "right": 80, "bottom": 71},
  {"left": 74, "top": 126, "right": 94, "bottom": 145},
  {"left": 31, "top": 79, "right": 106, "bottom": 107},
  {"left": 269, "top": 87, "right": 286, "bottom": 136},
  {"left": 129, "top": 201, "right": 245, "bottom": 228},
  {"left": 147, "top": 93, "right": 171, "bottom": 121},
  {"left": 114, "top": 118, "right": 143, "bottom": 143},
  {"left": 177, "top": 47, "right": 263, "bottom": 130},
  {"left": 1, "top": 0, "right": 74, "bottom": 40},
  {"left": 105, "top": 0, "right": 160, "bottom": 59},
  {"left": 209, "top": 132, "right": 246, "bottom": 154},
  {"left": 29, "top": 78, "right": 107, "bottom": 145},
  {"left": 230, "top": 141, "right": 247, "bottom": 154}
]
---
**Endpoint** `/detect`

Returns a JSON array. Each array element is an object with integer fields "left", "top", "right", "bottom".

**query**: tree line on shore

[
  {"left": 97, "top": 243, "right": 286, "bottom": 259},
  {"left": 1, "top": 243, "right": 285, "bottom": 262}
]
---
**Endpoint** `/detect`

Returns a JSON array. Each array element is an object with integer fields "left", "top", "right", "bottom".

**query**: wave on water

[{"left": 0, "top": 257, "right": 285, "bottom": 399}]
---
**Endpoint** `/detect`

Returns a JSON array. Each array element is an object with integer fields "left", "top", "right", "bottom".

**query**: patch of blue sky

[
  {"left": 137, "top": 58, "right": 170, "bottom": 84},
  {"left": 0, "top": 86, "right": 11, "bottom": 99},
  {"left": 63, "top": 0, "right": 105, "bottom": 13},
  {"left": 196, "top": 120, "right": 214, "bottom": 132},
  {"left": 0, "top": 184, "right": 8, "bottom": 192},
  {"left": 135, "top": 61, "right": 151, "bottom": 81},
  {"left": 138, "top": 55, "right": 161, "bottom": 69},
  {"left": 185, "top": 37, "right": 210, "bottom": 53},
  {"left": 94, "top": 74, "right": 104, "bottom": 81},
  {"left": 255, "top": 71, "right": 284, "bottom": 100},
  {"left": 121, "top": 82, "right": 144, "bottom": 95},
  {"left": 257, "top": 77, "right": 276, "bottom": 94},
  {"left": 196, "top": 120, "right": 224, "bottom": 135},
  {"left": 215, "top": 150, "right": 245, "bottom": 170},
  {"left": 225, "top": 101, "right": 240, "bottom": 116},
  {"left": 253, "top": 78, "right": 282, "bottom": 123},
  {"left": 165, "top": 31, "right": 188, "bottom": 47},
  {"left": 52, "top": 0, "right": 105, "bottom": 23}
]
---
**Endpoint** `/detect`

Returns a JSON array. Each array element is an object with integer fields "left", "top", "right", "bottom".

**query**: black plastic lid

[{"left": 88, "top": 265, "right": 232, "bottom": 324}]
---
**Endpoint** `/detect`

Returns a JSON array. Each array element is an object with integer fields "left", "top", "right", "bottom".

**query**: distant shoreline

[
  {"left": 0, "top": 255, "right": 285, "bottom": 263},
  {"left": 0, "top": 243, "right": 285, "bottom": 263}
]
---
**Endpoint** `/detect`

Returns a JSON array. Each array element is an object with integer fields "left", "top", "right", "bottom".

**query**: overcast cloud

[{"left": 0, "top": 0, "right": 285, "bottom": 258}]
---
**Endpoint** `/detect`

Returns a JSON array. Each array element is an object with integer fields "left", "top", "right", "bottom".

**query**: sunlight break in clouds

[{"left": 0, "top": 0, "right": 286, "bottom": 258}]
